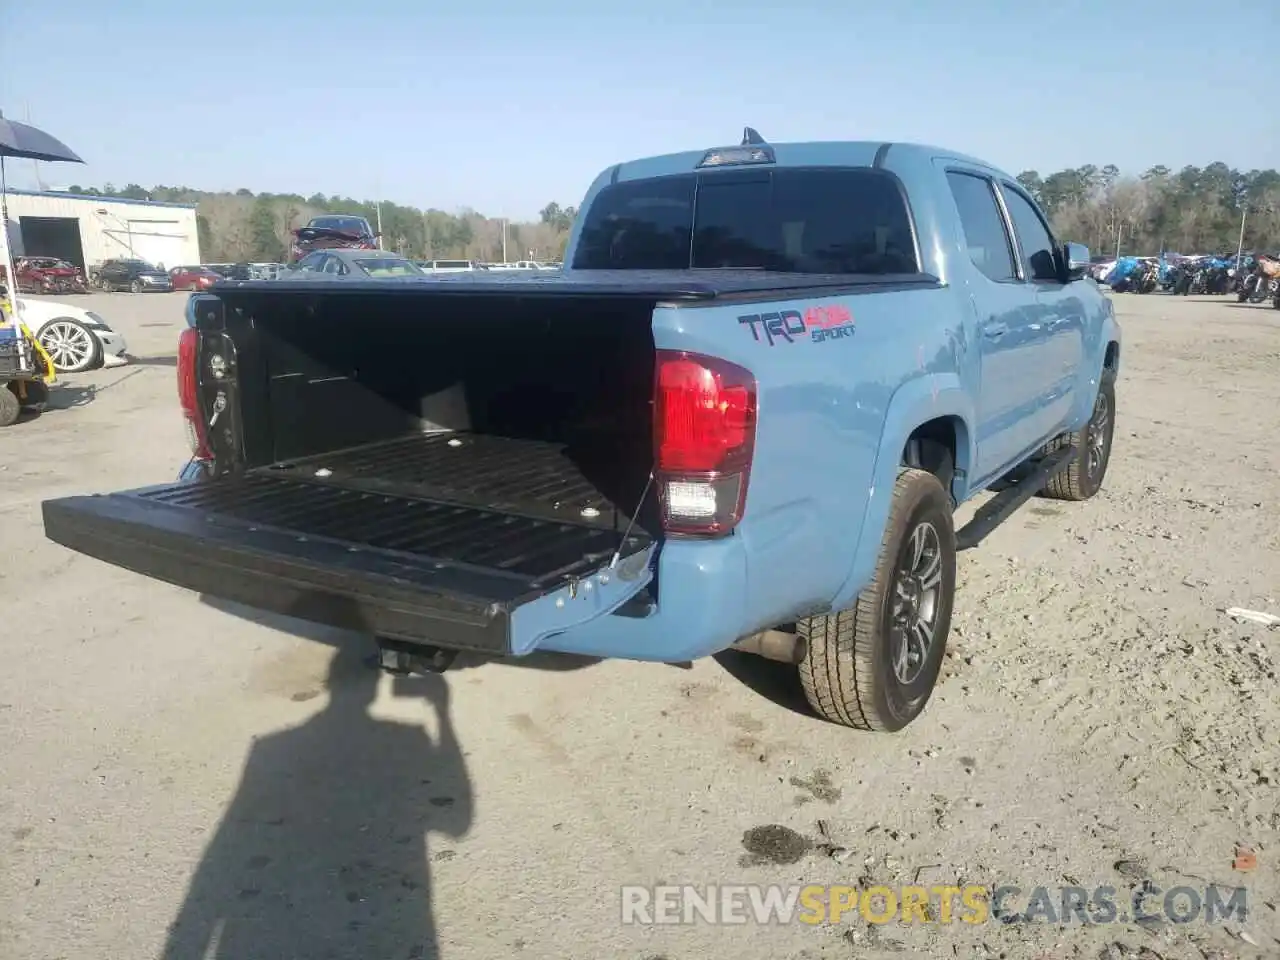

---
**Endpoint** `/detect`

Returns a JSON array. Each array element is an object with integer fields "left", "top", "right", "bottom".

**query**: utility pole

[
  {"left": 26, "top": 104, "right": 45, "bottom": 191},
  {"left": 1235, "top": 199, "right": 1248, "bottom": 269},
  {"left": 376, "top": 201, "right": 384, "bottom": 247}
]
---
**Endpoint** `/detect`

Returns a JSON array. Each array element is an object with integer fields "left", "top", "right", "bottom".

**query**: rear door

[
  {"left": 996, "top": 181, "right": 1083, "bottom": 441},
  {"left": 942, "top": 168, "right": 1044, "bottom": 479}
]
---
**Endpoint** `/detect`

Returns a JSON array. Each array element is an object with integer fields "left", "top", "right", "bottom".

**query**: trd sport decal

[{"left": 738, "top": 304, "right": 855, "bottom": 346}]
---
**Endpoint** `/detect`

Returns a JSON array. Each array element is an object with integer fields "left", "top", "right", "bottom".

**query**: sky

[{"left": 2, "top": 0, "right": 1277, "bottom": 221}]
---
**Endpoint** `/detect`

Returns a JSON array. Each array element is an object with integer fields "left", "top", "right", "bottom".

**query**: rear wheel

[
  {"left": 798, "top": 468, "right": 956, "bottom": 731},
  {"left": 1040, "top": 373, "right": 1115, "bottom": 501}
]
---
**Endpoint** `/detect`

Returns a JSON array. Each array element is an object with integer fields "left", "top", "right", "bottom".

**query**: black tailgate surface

[{"left": 42, "top": 477, "right": 650, "bottom": 654}]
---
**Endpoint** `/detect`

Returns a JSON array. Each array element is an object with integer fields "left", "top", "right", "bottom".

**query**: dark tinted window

[
  {"left": 573, "top": 168, "right": 918, "bottom": 274},
  {"left": 310, "top": 216, "right": 370, "bottom": 234},
  {"left": 1000, "top": 185, "right": 1059, "bottom": 282},
  {"left": 945, "top": 172, "right": 1016, "bottom": 282},
  {"left": 574, "top": 175, "right": 695, "bottom": 270}
]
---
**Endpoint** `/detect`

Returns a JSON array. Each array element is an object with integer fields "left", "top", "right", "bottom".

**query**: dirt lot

[{"left": 0, "top": 290, "right": 1277, "bottom": 960}]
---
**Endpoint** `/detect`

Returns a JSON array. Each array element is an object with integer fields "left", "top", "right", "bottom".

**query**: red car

[
  {"left": 169, "top": 265, "right": 223, "bottom": 291},
  {"left": 289, "top": 215, "right": 378, "bottom": 263},
  {"left": 3, "top": 257, "right": 88, "bottom": 294}
]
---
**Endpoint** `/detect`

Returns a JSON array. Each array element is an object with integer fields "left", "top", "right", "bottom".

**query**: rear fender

[{"left": 829, "top": 373, "right": 973, "bottom": 612}]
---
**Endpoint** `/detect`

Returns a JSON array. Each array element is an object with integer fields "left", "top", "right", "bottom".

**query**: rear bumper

[
  {"left": 97, "top": 330, "right": 129, "bottom": 365},
  {"left": 537, "top": 537, "right": 750, "bottom": 662}
]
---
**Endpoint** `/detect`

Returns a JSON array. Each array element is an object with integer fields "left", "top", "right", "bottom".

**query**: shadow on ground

[
  {"left": 164, "top": 600, "right": 480, "bottom": 959},
  {"left": 126, "top": 354, "right": 178, "bottom": 367},
  {"left": 713, "top": 649, "right": 815, "bottom": 719}
]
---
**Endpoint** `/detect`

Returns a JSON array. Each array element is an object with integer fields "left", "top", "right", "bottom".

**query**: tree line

[
  {"left": 65, "top": 158, "right": 1280, "bottom": 266},
  {"left": 62, "top": 183, "right": 579, "bottom": 264},
  {"left": 1015, "top": 163, "right": 1280, "bottom": 258}
]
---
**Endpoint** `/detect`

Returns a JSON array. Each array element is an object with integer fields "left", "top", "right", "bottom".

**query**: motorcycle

[
  {"left": 1171, "top": 261, "right": 1197, "bottom": 295},
  {"left": 1105, "top": 256, "right": 1144, "bottom": 292},
  {"left": 1133, "top": 260, "right": 1159, "bottom": 294},
  {"left": 1237, "top": 271, "right": 1277, "bottom": 303},
  {"left": 1199, "top": 259, "right": 1231, "bottom": 295}
]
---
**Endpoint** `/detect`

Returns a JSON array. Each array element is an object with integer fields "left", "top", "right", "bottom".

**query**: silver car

[{"left": 286, "top": 249, "right": 425, "bottom": 279}]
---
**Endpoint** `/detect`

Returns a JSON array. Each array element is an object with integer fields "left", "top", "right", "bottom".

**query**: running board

[{"left": 955, "top": 445, "right": 1077, "bottom": 551}]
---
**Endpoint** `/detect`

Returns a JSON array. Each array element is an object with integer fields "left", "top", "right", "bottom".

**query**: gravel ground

[{"left": 0, "top": 290, "right": 1277, "bottom": 960}]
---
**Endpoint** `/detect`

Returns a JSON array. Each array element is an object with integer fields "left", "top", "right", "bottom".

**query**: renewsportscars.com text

[{"left": 620, "top": 883, "right": 1247, "bottom": 927}]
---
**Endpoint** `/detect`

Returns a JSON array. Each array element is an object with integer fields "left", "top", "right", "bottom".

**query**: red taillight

[
  {"left": 177, "top": 327, "right": 212, "bottom": 461},
  {"left": 654, "top": 350, "right": 757, "bottom": 536}
]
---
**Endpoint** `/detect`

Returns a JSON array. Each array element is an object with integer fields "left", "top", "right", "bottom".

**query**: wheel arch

[{"left": 830, "top": 373, "right": 974, "bottom": 613}]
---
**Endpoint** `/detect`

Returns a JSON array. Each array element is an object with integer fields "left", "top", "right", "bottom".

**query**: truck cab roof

[{"left": 606, "top": 140, "right": 1014, "bottom": 186}]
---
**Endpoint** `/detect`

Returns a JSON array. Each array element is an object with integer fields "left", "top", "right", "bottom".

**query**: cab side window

[
  {"left": 945, "top": 171, "right": 1016, "bottom": 282},
  {"left": 1000, "top": 185, "right": 1060, "bottom": 282}
]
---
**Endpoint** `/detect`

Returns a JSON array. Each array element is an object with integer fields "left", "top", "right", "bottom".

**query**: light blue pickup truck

[{"left": 42, "top": 129, "right": 1120, "bottom": 733}]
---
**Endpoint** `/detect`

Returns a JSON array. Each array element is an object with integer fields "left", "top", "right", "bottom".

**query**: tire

[
  {"left": 38, "top": 318, "right": 102, "bottom": 373},
  {"left": 130, "top": 279, "right": 143, "bottom": 294},
  {"left": 798, "top": 468, "right": 956, "bottom": 732},
  {"left": 1040, "top": 373, "right": 1116, "bottom": 502},
  {"left": 0, "top": 385, "right": 21, "bottom": 427}
]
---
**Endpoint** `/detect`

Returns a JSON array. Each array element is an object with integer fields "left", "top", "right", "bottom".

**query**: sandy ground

[{"left": 0, "top": 290, "right": 1277, "bottom": 960}]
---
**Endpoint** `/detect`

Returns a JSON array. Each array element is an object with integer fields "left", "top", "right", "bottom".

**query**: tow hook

[{"left": 375, "top": 637, "right": 458, "bottom": 674}]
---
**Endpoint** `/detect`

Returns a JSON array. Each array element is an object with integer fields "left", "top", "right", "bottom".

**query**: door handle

[{"left": 983, "top": 322, "right": 1008, "bottom": 340}]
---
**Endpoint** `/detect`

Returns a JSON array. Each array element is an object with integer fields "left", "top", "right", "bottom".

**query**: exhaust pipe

[{"left": 731, "top": 628, "right": 806, "bottom": 664}]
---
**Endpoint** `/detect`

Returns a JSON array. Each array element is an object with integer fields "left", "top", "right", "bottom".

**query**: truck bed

[{"left": 256, "top": 431, "right": 645, "bottom": 533}]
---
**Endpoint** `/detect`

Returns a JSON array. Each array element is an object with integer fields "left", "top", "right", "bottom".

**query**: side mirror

[{"left": 1063, "top": 242, "right": 1090, "bottom": 282}]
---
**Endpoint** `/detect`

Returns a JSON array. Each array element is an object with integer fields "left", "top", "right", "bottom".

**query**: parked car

[
  {"left": 169, "top": 265, "right": 222, "bottom": 292},
  {"left": 97, "top": 259, "right": 172, "bottom": 293},
  {"left": 289, "top": 249, "right": 424, "bottom": 278},
  {"left": 41, "top": 131, "right": 1120, "bottom": 733},
  {"left": 416, "top": 259, "right": 483, "bottom": 273},
  {"left": 2, "top": 257, "right": 89, "bottom": 295},
  {"left": 14, "top": 297, "right": 129, "bottom": 373},
  {"left": 289, "top": 215, "right": 378, "bottom": 263}
]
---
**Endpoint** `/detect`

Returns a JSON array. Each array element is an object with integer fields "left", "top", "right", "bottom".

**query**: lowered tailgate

[{"left": 41, "top": 476, "right": 655, "bottom": 654}]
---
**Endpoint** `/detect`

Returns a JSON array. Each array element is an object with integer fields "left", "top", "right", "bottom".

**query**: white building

[{"left": 2, "top": 189, "right": 200, "bottom": 272}]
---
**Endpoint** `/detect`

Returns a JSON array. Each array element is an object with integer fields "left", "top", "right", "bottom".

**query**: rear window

[
  {"left": 354, "top": 257, "right": 422, "bottom": 277},
  {"left": 573, "top": 168, "right": 918, "bottom": 274},
  {"left": 310, "top": 216, "right": 369, "bottom": 234}
]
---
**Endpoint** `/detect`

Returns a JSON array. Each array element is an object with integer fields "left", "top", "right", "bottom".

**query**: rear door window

[
  {"left": 999, "top": 184, "right": 1060, "bottom": 282},
  {"left": 573, "top": 168, "right": 918, "bottom": 274},
  {"left": 945, "top": 171, "right": 1017, "bottom": 283}
]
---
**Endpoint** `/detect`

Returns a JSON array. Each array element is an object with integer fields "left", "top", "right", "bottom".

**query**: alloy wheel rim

[
  {"left": 42, "top": 322, "right": 94, "bottom": 369},
  {"left": 890, "top": 521, "right": 943, "bottom": 686},
  {"left": 1087, "top": 391, "right": 1110, "bottom": 479}
]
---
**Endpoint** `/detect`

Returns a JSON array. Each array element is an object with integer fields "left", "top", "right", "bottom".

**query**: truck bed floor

[{"left": 255, "top": 432, "right": 648, "bottom": 533}]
